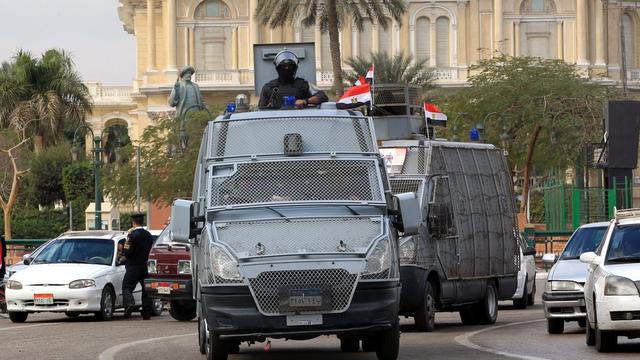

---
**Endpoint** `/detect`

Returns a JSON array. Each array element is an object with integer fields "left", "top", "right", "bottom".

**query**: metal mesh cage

[
  {"left": 389, "top": 178, "right": 426, "bottom": 198},
  {"left": 215, "top": 216, "right": 383, "bottom": 258},
  {"left": 372, "top": 84, "right": 422, "bottom": 116},
  {"left": 247, "top": 268, "right": 358, "bottom": 315},
  {"left": 210, "top": 159, "right": 384, "bottom": 207},
  {"left": 209, "top": 116, "right": 376, "bottom": 159}
]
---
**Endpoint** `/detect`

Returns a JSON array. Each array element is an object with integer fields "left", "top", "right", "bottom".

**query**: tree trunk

[
  {"left": 326, "top": 0, "right": 344, "bottom": 96},
  {"left": 34, "top": 135, "right": 45, "bottom": 154},
  {"left": 520, "top": 124, "right": 542, "bottom": 214},
  {"left": 3, "top": 207, "right": 11, "bottom": 240}
]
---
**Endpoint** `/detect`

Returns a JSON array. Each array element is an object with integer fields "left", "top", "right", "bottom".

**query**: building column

[
  {"left": 514, "top": 20, "right": 520, "bottom": 56},
  {"left": 576, "top": 0, "right": 588, "bottom": 65},
  {"left": 188, "top": 26, "right": 195, "bottom": 65},
  {"left": 316, "top": 25, "right": 322, "bottom": 69},
  {"left": 372, "top": 23, "right": 380, "bottom": 53},
  {"left": 165, "top": 0, "right": 177, "bottom": 70},
  {"left": 457, "top": 1, "right": 467, "bottom": 66},
  {"left": 556, "top": 20, "right": 564, "bottom": 61},
  {"left": 394, "top": 20, "right": 401, "bottom": 55},
  {"left": 493, "top": 0, "right": 503, "bottom": 53},
  {"left": 146, "top": 0, "right": 156, "bottom": 71},
  {"left": 595, "top": 0, "right": 606, "bottom": 66},
  {"left": 249, "top": 0, "right": 257, "bottom": 68},
  {"left": 232, "top": 27, "right": 239, "bottom": 69}
]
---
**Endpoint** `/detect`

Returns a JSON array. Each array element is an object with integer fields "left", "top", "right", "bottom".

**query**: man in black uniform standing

[
  {"left": 258, "top": 50, "right": 328, "bottom": 110},
  {"left": 122, "top": 213, "right": 153, "bottom": 319}
]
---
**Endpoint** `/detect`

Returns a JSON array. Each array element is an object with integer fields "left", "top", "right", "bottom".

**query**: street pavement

[{"left": 1, "top": 279, "right": 639, "bottom": 359}]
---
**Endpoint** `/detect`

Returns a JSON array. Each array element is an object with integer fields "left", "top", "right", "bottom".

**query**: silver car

[{"left": 542, "top": 222, "right": 608, "bottom": 334}]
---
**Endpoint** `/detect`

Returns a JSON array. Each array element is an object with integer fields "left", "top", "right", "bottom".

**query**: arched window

[
  {"left": 436, "top": 17, "right": 450, "bottom": 66},
  {"left": 195, "top": 0, "right": 231, "bottom": 19},
  {"left": 193, "top": 0, "right": 233, "bottom": 70},
  {"left": 415, "top": 17, "right": 430, "bottom": 62},
  {"left": 321, "top": 32, "right": 331, "bottom": 69},
  {"left": 623, "top": 14, "right": 636, "bottom": 68},
  {"left": 301, "top": 25, "right": 315, "bottom": 43},
  {"left": 520, "top": 0, "right": 555, "bottom": 14},
  {"left": 378, "top": 18, "right": 393, "bottom": 55},
  {"left": 519, "top": 0, "right": 557, "bottom": 59},
  {"left": 358, "top": 19, "right": 373, "bottom": 59}
]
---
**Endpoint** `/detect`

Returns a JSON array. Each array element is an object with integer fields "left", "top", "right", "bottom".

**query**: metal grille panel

[
  {"left": 390, "top": 178, "right": 425, "bottom": 198},
  {"left": 248, "top": 269, "right": 358, "bottom": 315},
  {"left": 215, "top": 217, "right": 382, "bottom": 257},
  {"left": 210, "top": 159, "right": 383, "bottom": 207},
  {"left": 209, "top": 116, "right": 375, "bottom": 158}
]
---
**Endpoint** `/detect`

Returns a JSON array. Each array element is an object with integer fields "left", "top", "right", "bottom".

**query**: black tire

[
  {"left": 65, "top": 312, "right": 80, "bottom": 318},
  {"left": 362, "top": 337, "right": 376, "bottom": 352},
  {"left": 151, "top": 298, "right": 164, "bottom": 316},
  {"left": 527, "top": 280, "right": 536, "bottom": 306},
  {"left": 586, "top": 320, "right": 596, "bottom": 346},
  {"left": 95, "top": 286, "right": 115, "bottom": 321},
  {"left": 577, "top": 318, "right": 586, "bottom": 328},
  {"left": 206, "top": 329, "right": 229, "bottom": 360},
  {"left": 547, "top": 318, "right": 564, "bottom": 334},
  {"left": 340, "top": 337, "right": 360, "bottom": 352},
  {"left": 169, "top": 300, "right": 196, "bottom": 321},
  {"left": 596, "top": 329, "right": 617, "bottom": 352},
  {"left": 198, "top": 317, "right": 207, "bottom": 355},
  {"left": 475, "top": 281, "right": 498, "bottom": 324},
  {"left": 414, "top": 282, "right": 436, "bottom": 332},
  {"left": 459, "top": 308, "right": 478, "bottom": 325},
  {"left": 513, "top": 279, "right": 528, "bottom": 309},
  {"left": 375, "top": 323, "right": 400, "bottom": 360},
  {"left": 228, "top": 342, "right": 240, "bottom": 354},
  {"left": 8, "top": 311, "right": 28, "bottom": 323}
]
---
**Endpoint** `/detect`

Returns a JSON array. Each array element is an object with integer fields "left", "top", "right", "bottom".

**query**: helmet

[{"left": 273, "top": 50, "right": 299, "bottom": 68}]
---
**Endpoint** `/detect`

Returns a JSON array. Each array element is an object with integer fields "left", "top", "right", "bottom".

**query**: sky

[{"left": 0, "top": 0, "right": 136, "bottom": 85}]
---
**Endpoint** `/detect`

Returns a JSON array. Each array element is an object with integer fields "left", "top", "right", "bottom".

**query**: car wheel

[
  {"left": 577, "top": 318, "right": 586, "bottom": 328},
  {"left": 596, "top": 329, "right": 617, "bottom": 352},
  {"left": 65, "top": 312, "right": 80, "bottom": 318},
  {"left": 527, "top": 279, "right": 536, "bottom": 306},
  {"left": 513, "top": 278, "right": 528, "bottom": 309},
  {"left": 206, "top": 329, "right": 229, "bottom": 360},
  {"left": 586, "top": 320, "right": 596, "bottom": 346},
  {"left": 375, "top": 323, "right": 400, "bottom": 360},
  {"left": 198, "top": 316, "right": 207, "bottom": 355},
  {"left": 169, "top": 300, "right": 197, "bottom": 321},
  {"left": 414, "top": 281, "right": 436, "bottom": 332},
  {"left": 459, "top": 308, "right": 478, "bottom": 325},
  {"left": 362, "top": 337, "right": 376, "bottom": 352},
  {"left": 475, "top": 281, "right": 498, "bottom": 324},
  {"left": 151, "top": 298, "right": 164, "bottom": 316},
  {"left": 8, "top": 311, "right": 28, "bottom": 323},
  {"left": 340, "top": 337, "right": 360, "bottom": 352},
  {"left": 547, "top": 318, "right": 564, "bottom": 334},
  {"left": 95, "top": 286, "right": 115, "bottom": 321}
]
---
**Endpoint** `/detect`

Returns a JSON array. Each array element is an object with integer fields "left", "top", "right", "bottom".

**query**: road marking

[
  {"left": 454, "top": 319, "right": 549, "bottom": 360},
  {"left": 98, "top": 332, "right": 197, "bottom": 360},
  {"left": 0, "top": 323, "right": 61, "bottom": 332}
]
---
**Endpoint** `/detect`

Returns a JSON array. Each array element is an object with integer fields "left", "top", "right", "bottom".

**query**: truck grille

[{"left": 247, "top": 269, "right": 358, "bottom": 316}]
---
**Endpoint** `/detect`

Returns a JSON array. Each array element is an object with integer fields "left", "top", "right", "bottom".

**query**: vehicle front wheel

[
  {"left": 8, "top": 311, "right": 28, "bottom": 323},
  {"left": 513, "top": 279, "right": 528, "bottom": 309},
  {"left": 340, "top": 337, "right": 360, "bottom": 352},
  {"left": 151, "top": 298, "right": 164, "bottom": 316},
  {"left": 169, "top": 300, "right": 196, "bottom": 321},
  {"left": 547, "top": 318, "right": 564, "bottom": 334},
  {"left": 206, "top": 329, "right": 229, "bottom": 360},
  {"left": 586, "top": 320, "right": 596, "bottom": 346},
  {"left": 198, "top": 317, "right": 207, "bottom": 355},
  {"left": 95, "top": 287, "right": 115, "bottom": 321},
  {"left": 596, "top": 329, "right": 617, "bottom": 352},
  {"left": 375, "top": 323, "right": 400, "bottom": 360},
  {"left": 414, "top": 282, "right": 436, "bottom": 332}
]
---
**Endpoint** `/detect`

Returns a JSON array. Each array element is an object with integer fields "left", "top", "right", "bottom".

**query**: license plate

[
  {"left": 157, "top": 287, "right": 171, "bottom": 294},
  {"left": 287, "top": 314, "right": 323, "bottom": 326},
  {"left": 34, "top": 293, "right": 54, "bottom": 305},
  {"left": 289, "top": 289, "right": 322, "bottom": 307}
]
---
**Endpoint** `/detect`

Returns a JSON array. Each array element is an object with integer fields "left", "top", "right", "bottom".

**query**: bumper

[
  {"left": 203, "top": 281, "right": 400, "bottom": 341},
  {"left": 145, "top": 278, "right": 193, "bottom": 300},
  {"left": 6, "top": 286, "right": 102, "bottom": 313},
  {"left": 542, "top": 291, "right": 586, "bottom": 319},
  {"left": 596, "top": 295, "right": 640, "bottom": 331}
]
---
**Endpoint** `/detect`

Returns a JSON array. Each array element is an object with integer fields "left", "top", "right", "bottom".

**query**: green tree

[
  {"left": 25, "top": 142, "right": 72, "bottom": 207},
  {"left": 0, "top": 130, "right": 30, "bottom": 239},
  {"left": 443, "top": 55, "right": 616, "bottom": 212},
  {"left": 62, "top": 162, "right": 94, "bottom": 230},
  {"left": 344, "top": 51, "right": 434, "bottom": 90},
  {"left": 0, "top": 49, "right": 92, "bottom": 153},
  {"left": 255, "top": 0, "right": 406, "bottom": 96}
]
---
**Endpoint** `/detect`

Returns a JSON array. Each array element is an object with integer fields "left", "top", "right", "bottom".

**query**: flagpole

[{"left": 370, "top": 64, "right": 375, "bottom": 114}]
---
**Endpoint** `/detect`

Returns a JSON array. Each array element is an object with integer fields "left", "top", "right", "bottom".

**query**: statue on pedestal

[{"left": 168, "top": 65, "right": 204, "bottom": 149}]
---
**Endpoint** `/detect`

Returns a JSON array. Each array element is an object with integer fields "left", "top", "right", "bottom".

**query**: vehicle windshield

[
  {"left": 606, "top": 225, "right": 640, "bottom": 263},
  {"left": 32, "top": 238, "right": 115, "bottom": 266},
  {"left": 560, "top": 226, "right": 607, "bottom": 260}
]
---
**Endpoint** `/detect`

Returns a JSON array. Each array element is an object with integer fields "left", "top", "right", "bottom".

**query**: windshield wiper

[
  {"left": 62, "top": 260, "right": 92, "bottom": 264},
  {"left": 32, "top": 259, "right": 50, "bottom": 264},
  {"left": 607, "top": 256, "right": 640, "bottom": 263},
  {"left": 265, "top": 206, "right": 289, "bottom": 221}
]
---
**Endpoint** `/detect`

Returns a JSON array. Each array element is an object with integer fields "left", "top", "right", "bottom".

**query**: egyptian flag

[
  {"left": 354, "top": 75, "right": 367, "bottom": 86},
  {"left": 365, "top": 64, "right": 375, "bottom": 82},
  {"left": 337, "top": 81, "right": 372, "bottom": 109},
  {"left": 424, "top": 102, "right": 447, "bottom": 126}
]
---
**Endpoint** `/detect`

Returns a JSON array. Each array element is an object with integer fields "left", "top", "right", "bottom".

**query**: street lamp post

[
  {"left": 72, "top": 125, "right": 106, "bottom": 231},
  {"left": 477, "top": 111, "right": 501, "bottom": 143}
]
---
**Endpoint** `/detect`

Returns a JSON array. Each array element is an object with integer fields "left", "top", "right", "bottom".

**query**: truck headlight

[
  {"left": 363, "top": 238, "right": 391, "bottom": 275},
  {"left": 211, "top": 244, "right": 241, "bottom": 281},
  {"left": 178, "top": 260, "right": 192, "bottom": 274},
  {"left": 147, "top": 259, "right": 157, "bottom": 274},
  {"left": 605, "top": 275, "right": 639, "bottom": 296},
  {"left": 6, "top": 280, "right": 22, "bottom": 290},
  {"left": 545, "top": 280, "right": 583, "bottom": 292},
  {"left": 69, "top": 279, "right": 96, "bottom": 289},
  {"left": 399, "top": 236, "right": 416, "bottom": 264}
]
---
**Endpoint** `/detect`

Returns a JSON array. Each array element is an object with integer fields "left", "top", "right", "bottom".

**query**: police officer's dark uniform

[
  {"left": 122, "top": 214, "right": 153, "bottom": 319},
  {"left": 258, "top": 50, "right": 328, "bottom": 110}
]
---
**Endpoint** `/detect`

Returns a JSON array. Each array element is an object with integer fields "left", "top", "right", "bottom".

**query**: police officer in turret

[
  {"left": 122, "top": 213, "right": 154, "bottom": 319},
  {"left": 258, "top": 50, "right": 329, "bottom": 110}
]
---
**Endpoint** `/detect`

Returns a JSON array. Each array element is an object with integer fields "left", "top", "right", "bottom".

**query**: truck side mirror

[
  {"left": 393, "top": 192, "right": 421, "bottom": 236},
  {"left": 171, "top": 199, "right": 198, "bottom": 243}
]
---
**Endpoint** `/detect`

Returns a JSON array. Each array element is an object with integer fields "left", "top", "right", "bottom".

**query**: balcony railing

[
  {"left": 195, "top": 70, "right": 254, "bottom": 85},
  {"left": 628, "top": 69, "right": 640, "bottom": 81},
  {"left": 432, "top": 68, "right": 459, "bottom": 81},
  {"left": 86, "top": 81, "right": 133, "bottom": 104}
]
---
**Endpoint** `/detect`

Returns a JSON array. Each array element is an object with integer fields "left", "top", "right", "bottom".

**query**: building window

[
  {"left": 378, "top": 18, "right": 392, "bottom": 55},
  {"left": 623, "top": 14, "right": 636, "bottom": 68},
  {"left": 520, "top": 0, "right": 555, "bottom": 14},
  {"left": 436, "top": 17, "right": 450, "bottom": 66},
  {"left": 195, "top": 0, "right": 230, "bottom": 19},
  {"left": 359, "top": 19, "right": 373, "bottom": 60},
  {"left": 415, "top": 16, "right": 430, "bottom": 62},
  {"left": 519, "top": 0, "right": 557, "bottom": 59},
  {"left": 321, "top": 32, "right": 331, "bottom": 70}
]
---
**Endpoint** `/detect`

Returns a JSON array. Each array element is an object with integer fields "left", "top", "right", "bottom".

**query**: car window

[
  {"left": 606, "top": 224, "right": 640, "bottom": 263},
  {"left": 560, "top": 226, "right": 607, "bottom": 260},
  {"left": 154, "top": 228, "right": 171, "bottom": 245},
  {"left": 32, "top": 239, "right": 115, "bottom": 266}
]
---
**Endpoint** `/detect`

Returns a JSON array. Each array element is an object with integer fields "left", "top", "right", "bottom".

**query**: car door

[
  {"left": 584, "top": 229, "right": 608, "bottom": 323},
  {"left": 113, "top": 238, "right": 127, "bottom": 307}
]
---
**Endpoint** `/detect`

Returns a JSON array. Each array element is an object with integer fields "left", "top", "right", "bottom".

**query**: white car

[
  {"left": 583, "top": 210, "right": 640, "bottom": 352},
  {"left": 5, "top": 231, "right": 141, "bottom": 323},
  {"left": 512, "top": 239, "right": 537, "bottom": 309}
]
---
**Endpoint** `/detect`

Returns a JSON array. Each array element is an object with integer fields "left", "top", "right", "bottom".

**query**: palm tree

[
  {"left": 345, "top": 51, "right": 435, "bottom": 90},
  {"left": 255, "top": 0, "right": 406, "bottom": 96},
  {"left": 0, "top": 49, "right": 92, "bottom": 153}
]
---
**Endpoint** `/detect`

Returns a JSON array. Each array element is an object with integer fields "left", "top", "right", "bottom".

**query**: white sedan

[
  {"left": 582, "top": 214, "right": 640, "bottom": 352},
  {"left": 5, "top": 231, "right": 141, "bottom": 323},
  {"left": 512, "top": 240, "right": 537, "bottom": 309}
]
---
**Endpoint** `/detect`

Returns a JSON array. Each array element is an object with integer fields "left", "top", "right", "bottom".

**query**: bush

[{"left": 0, "top": 207, "right": 69, "bottom": 239}]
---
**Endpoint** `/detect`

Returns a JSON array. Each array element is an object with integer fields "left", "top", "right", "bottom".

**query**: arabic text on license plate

[
  {"left": 34, "top": 293, "right": 54, "bottom": 305},
  {"left": 286, "top": 314, "right": 323, "bottom": 326},
  {"left": 157, "top": 287, "right": 171, "bottom": 294},
  {"left": 289, "top": 289, "right": 322, "bottom": 307}
]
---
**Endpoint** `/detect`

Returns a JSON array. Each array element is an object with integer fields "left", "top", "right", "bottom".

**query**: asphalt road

[{"left": 1, "top": 278, "right": 639, "bottom": 359}]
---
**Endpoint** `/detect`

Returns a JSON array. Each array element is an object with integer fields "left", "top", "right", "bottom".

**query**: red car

[{"left": 145, "top": 227, "right": 196, "bottom": 321}]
